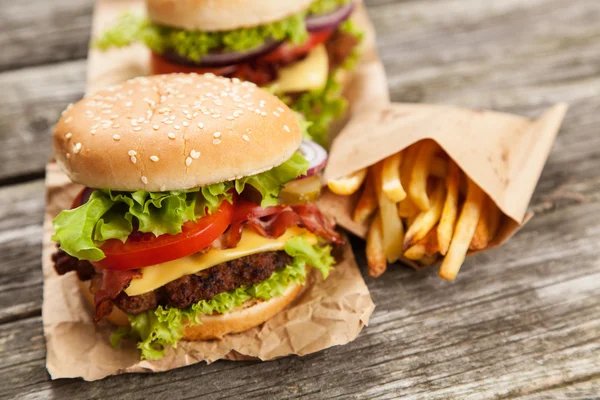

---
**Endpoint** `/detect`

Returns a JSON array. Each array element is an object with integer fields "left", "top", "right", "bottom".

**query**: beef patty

[{"left": 53, "top": 249, "right": 293, "bottom": 315}]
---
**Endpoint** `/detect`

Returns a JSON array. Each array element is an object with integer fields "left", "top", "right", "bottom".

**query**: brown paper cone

[{"left": 320, "top": 103, "right": 568, "bottom": 267}]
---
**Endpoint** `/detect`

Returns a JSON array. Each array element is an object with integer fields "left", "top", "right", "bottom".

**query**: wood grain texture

[
  {"left": 0, "top": 0, "right": 94, "bottom": 72},
  {"left": 1, "top": 0, "right": 600, "bottom": 398}
]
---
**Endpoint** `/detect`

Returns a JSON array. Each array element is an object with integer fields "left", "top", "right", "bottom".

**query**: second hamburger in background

[{"left": 95, "top": 0, "right": 363, "bottom": 146}]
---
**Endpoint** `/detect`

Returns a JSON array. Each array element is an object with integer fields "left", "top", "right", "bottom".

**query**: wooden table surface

[{"left": 1, "top": 0, "right": 599, "bottom": 398}]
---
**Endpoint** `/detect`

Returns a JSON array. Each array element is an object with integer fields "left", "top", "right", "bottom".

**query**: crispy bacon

[
  {"left": 90, "top": 268, "right": 141, "bottom": 322},
  {"left": 224, "top": 200, "right": 343, "bottom": 248}
]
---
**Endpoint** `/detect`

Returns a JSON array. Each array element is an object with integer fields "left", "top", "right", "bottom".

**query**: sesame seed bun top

[
  {"left": 53, "top": 73, "right": 303, "bottom": 192},
  {"left": 146, "top": 0, "right": 314, "bottom": 32}
]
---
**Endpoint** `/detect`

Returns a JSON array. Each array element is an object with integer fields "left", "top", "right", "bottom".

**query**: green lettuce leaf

[
  {"left": 52, "top": 154, "right": 308, "bottom": 261},
  {"left": 52, "top": 189, "right": 205, "bottom": 262},
  {"left": 308, "top": 0, "right": 352, "bottom": 15},
  {"left": 93, "top": 12, "right": 308, "bottom": 62},
  {"left": 235, "top": 152, "right": 309, "bottom": 208},
  {"left": 111, "top": 235, "right": 335, "bottom": 360}
]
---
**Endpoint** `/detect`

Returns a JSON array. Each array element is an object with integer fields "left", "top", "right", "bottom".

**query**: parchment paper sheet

[
  {"left": 319, "top": 103, "right": 568, "bottom": 268},
  {"left": 43, "top": 0, "right": 386, "bottom": 380}
]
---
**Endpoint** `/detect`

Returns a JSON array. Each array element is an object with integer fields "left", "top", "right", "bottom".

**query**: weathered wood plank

[
  {"left": 0, "top": 180, "right": 45, "bottom": 323},
  {"left": 0, "top": 0, "right": 94, "bottom": 72},
  {"left": 0, "top": 61, "right": 86, "bottom": 180}
]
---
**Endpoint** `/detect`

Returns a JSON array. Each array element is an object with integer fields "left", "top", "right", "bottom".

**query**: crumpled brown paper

[
  {"left": 319, "top": 103, "right": 568, "bottom": 268},
  {"left": 43, "top": 163, "right": 374, "bottom": 380},
  {"left": 43, "top": 0, "right": 385, "bottom": 380}
]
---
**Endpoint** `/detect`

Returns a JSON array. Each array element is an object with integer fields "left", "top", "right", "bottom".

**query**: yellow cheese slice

[
  {"left": 269, "top": 44, "right": 329, "bottom": 94},
  {"left": 125, "top": 227, "right": 316, "bottom": 296}
]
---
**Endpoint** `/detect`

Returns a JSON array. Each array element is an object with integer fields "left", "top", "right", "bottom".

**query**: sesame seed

[
  {"left": 65, "top": 117, "right": 73, "bottom": 123},
  {"left": 226, "top": 116, "right": 234, "bottom": 120},
  {"left": 261, "top": 112, "right": 267, "bottom": 116},
  {"left": 213, "top": 131, "right": 221, "bottom": 138},
  {"left": 277, "top": 107, "right": 285, "bottom": 113},
  {"left": 168, "top": 132, "right": 176, "bottom": 139},
  {"left": 174, "top": 125, "right": 180, "bottom": 130},
  {"left": 213, "top": 139, "right": 222, "bottom": 145},
  {"left": 185, "top": 157, "right": 192, "bottom": 166},
  {"left": 284, "top": 125, "right": 291, "bottom": 133},
  {"left": 133, "top": 126, "right": 142, "bottom": 132},
  {"left": 73, "top": 143, "right": 82, "bottom": 153},
  {"left": 125, "top": 101, "right": 132, "bottom": 107},
  {"left": 273, "top": 112, "right": 280, "bottom": 117},
  {"left": 66, "top": 153, "right": 70, "bottom": 159},
  {"left": 130, "top": 156, "right": 137, "bottom": 164},
  {"left": 212, "top": 114, "right": 221, "bottom": 119},
  {"left": 153, "top": 124, "right": 160, "bottom": 130},
  {"left": 113, "top": 134, "right": 120, "bottom": 141},
  {"left": 130, "top": 119, "right": 138, "bottom": 126},
  {"left": 112, "top": 123, "right": 120, "bottom": 128},
  {"left": 197, "top": 122, "right": 204, "bottom": 129},
  {"left": 141, "top": 176, "right": 148, "bottom": 184},
  {"left": 128, "top": 150, "right": 137, "bottom": 156},
  {"left": 243, "top": 135, "right": 250, "bottom": 142},
  {"left": 190, "top": 150, "right": 200, "bottom": 159},
  {"left": 65, "top": 133, "right": 72, "bottom": 139},
  {"left": 182, "top": 121, "right": 189, "bottom": 127},
  {"left": 150, "top": 155, "right": 159, "bottom": 162}
]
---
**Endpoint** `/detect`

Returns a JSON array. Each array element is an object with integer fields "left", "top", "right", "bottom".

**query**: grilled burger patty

[{"left": 53, "top": 249, "right": 293, "bottom": 315}]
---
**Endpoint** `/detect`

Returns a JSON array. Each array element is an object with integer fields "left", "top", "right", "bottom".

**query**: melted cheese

[
  {"left": 269, "top": 44, "right": 329, "bottom": 94},
  {"left": 125, "top": 227, "right": 316, "bottom": 296}
]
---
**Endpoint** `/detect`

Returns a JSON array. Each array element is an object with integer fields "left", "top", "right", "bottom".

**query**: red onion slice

[
  {"left": 80, "top": 187, "right": 95, "bottom": 204},
  {"left": 298, "top": 139, "right": 328, "bottom": 179},
  {"left": 162, "top": 39, "right": 283, "bottom": 68},
  {"left": 306, "top": 2, "right": 356, "bottom": 33}
]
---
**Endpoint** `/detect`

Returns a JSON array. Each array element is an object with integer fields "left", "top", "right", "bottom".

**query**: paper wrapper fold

[{"left": 320, "top": 103, "right": 568, "bottom": 266}]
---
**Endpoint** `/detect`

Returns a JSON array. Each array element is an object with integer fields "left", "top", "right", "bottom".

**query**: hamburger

[
  {"left": 94, "top": 0, "right": 363, "bottom": 146},
  {"left": 51, "top": 73, "right": 342, "bottom": 360}
]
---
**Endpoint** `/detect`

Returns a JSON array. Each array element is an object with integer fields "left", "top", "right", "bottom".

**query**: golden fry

[
  {"left": 381, "top": 152, "right": 407, "bottom": 202},
  {"left": 398, "top": 198, "right": 420, "bottom": 218},
  {"left": 352, "top": 171, "right": 378, "bottom": 224},
  {"left": 470, "top": 195, "right": 492, "bottom": 251},
  {"left": 439, "top": 178, "right": 485, "bottom": 280},
  {"left": 403, "top": 182, "right": 445, "bottom": 249},
  {"left": 430, "top": 157, "right": 448, "bottom": 179},
  {"left": 327, "top": 168, "right": 367, "bottom": 196},
  {"left": 366, "top": 214, "right": 387, "bottom": 278},
  {"left": 404, "top": 229, "right": 439, "bottom": 260},
  {"left": 374, "top": 162, "right": 404, "bottom": 263},
  {"left": 397, "top": 143, "right": 421, "bottom": 217},
  {"left": 409, "top": 140, "right": 440, "bottom": 211},
  {"left": 437, "top": 160, "right": 461, "bottom": 255}
]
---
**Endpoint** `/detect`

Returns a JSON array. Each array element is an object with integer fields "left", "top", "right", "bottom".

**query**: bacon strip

[
  {"left": 91, "top": 269, "right": 141, "bottom": 322},
  {"left": 224, "top": 202, "right": 343, "bottom": 248}
]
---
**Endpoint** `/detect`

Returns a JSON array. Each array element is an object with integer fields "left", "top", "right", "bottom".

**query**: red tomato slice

[
  {"left": 68, "top": 187, "right": 236, "bottom": 271},
  {"left": 149, "top": 52, "right": 238, "bottom": 75},
  {"left": 258, "top": 30, "right": 334, "bottom": 64}
]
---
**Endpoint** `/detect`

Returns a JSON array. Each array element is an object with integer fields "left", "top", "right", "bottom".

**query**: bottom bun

[{"left": 78, "top": 277, "right": 305, "bottom": 340}]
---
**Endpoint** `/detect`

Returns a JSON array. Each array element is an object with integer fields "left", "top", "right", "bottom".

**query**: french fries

[
  {"left": 381, "top": 152, "right": 406, "bottom": 202},
  {"left": 327, "top": 139, "right": 506, "bottom": 280},
  {"left": 327, "top": 168, "right": 367, "bottom": 196},
  {"left": 403, "top": 183, "right": 445, "bottom": 249},
  {"left": 373, "top": 163, "right": 405, "bottom": 263},
  {"left": 439, "top": 178, "right": 485, "bottom": 280},
  {"left": 366, "top": 214, "right": 387, "bottom": 277},
  {"left": 353, "top": 171, "right": 377, "bottom": 224},
  {"left": 437, "top": 160, "right": 460, "bottom": 255},
  {"left": 409, "top": 140, "right": 439, "bottom": 211}
]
